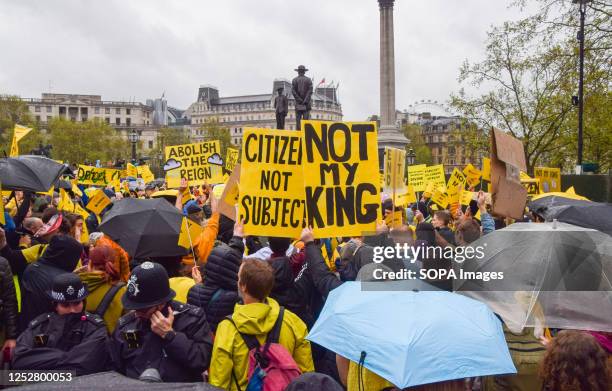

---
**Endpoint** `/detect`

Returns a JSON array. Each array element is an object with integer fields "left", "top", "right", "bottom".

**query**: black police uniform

[
  {"left": 12, "top": 273, "right": 109, "bottom": 376},
  {"left": 109, "top": 300, "right": 213, "bottom": 382}
]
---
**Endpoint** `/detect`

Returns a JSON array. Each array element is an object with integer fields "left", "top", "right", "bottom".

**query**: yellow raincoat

[{"left": 209, "top": 297, "right": 314, "bottom": 390}]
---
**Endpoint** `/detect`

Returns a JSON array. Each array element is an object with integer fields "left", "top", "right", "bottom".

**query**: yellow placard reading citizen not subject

[
  {"left": 239, "top": 128, "right": 306, "bottom": 238},
  {"left": 164, "top": 141, "right": 223, "bottom": 187},
  {"left": 302, "top": 120, "right": 380, "bottom": 238}
]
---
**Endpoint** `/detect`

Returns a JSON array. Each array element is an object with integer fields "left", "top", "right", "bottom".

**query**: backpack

[{"left": 227, "top": 307, "right": 302, "bottom": 391}]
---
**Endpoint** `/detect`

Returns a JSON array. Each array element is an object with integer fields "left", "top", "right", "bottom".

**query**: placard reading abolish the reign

[
  {"left": 164, "top": 141, "right": 223, "bottom": 187},
  {"left": 239, "top": 128, "right": 306, "bottom": 238},
  {"left": 302, "top": 120, "right": 380, "bottom": 238}
]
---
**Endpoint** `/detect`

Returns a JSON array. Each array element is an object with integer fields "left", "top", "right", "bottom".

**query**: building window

[
  {"left": 105, "top": 108, "right": 110, "bottom": 114},
  {"left": 126, "top": 118, "right": 131, "bottom": 126},
  {"left": 148, "top": 140, "right": 153, "bottom": 149},
  {"left": 448, "top": 147, "right": 456, "bottom": 155},
  {"left": 94, "top": 107, "right": 100, "bottom": 114},
  {"left": 35, "top": 115, "right": 40, "bottom": 122},
  {"left": 116, "top": 108, "right": 121, "bottom": 114},
  {"left": 448, "top": 158, "right": 456, "bottom": 165},
  {"left": 438, "top": 147, "right": 442, "bottom": 154},
  {"left": 35, "top": 106, "right": 41, "bottom": 112},
  {"left": 126, "top": 108, "right": 131, "bottom": 115},
  {"left": 105, "top": 117, "right": 110, "bottom": 124},
  {"left": 46, "top": 106, "right": 52, "bottom": 112},
  {"left": 115, "top": 118, "right": 121, "bottom": 125}
]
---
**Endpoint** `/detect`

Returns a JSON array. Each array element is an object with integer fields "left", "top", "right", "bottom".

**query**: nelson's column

[{"left": 377, "top": 0, "right": 409, "bottom": 153}]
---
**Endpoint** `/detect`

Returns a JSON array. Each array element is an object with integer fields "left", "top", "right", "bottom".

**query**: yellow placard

[
  {"left": 225, "top": 148, "right": 240, "bottom": 173},
  {"left": 384, "top": 210, "right": 404, "bottom": 229},
  {"left": 534, "top": 167, "right": 561, "bottom": 193},
  {"left": 431, "top": 187, "right": 449, "bottom": 208},
  {"left": 394, "top": 184, "right": 416, "bottom": 207},
  {"left": 463, "top": 164, "right": 482, "bottom": 188},
  {"left": 301, "top": 121, "right": 381, "bottom": 238},
  {"left": 423, "top": 182, "right": 435, "bottom": 198},
  {"left": 86, "top": 189, "right": 112, "bottom": 215},
  {"left": 137, "top": 165, "right": 155, "bottom": 184},
  {"left": 460, "top": 190, "right": 475, "bottom": 206},
  {"left": 239, "top": 128, "right": 306, "bottom": 238},
  {"left": 407, "top": 164, "right": 427, "bottom": 192},
  {"left": 447, "top": 168, "right": 467, "bottom": 197},
  {"left": 178, "top": 217, "right": 204, "bottom": 249},
  {"left": 482, "top": 158, "right": 491, "bottom": 182},
  {"left": 383, "top": 147, "right": 406, "bottom": 194},
  {"left": 77, "top": 165, "right": 121, "bottom": 186},
  {"left": 126, "top": 163, "right": 138, "bottom": 178},
  {"left": 164, "top": 141, "right": 223, "bottom": 187},
  {"left": 423, "top": 165, "right": 446, "bottom": 190}
]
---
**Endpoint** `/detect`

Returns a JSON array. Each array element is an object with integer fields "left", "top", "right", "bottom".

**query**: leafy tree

[
  {"left": 198, "top": 118, "right": 236, "bottom": 158},
  {"left": 402, "top": 123, "right": 432, "bottom": 165},
  {"left": 0, "top": 95, "right": 35, "bottom": 156}
]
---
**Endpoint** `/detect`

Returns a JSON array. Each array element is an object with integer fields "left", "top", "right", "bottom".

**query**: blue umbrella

[{"left": 307, "top": 281, "right": 516, "bottom": 388}]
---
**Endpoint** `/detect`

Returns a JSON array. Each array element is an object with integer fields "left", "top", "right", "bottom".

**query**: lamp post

[
  {"left": 407, "top": 148, "right": 416, "bottom": 165},
  {"left": 128, "top": 130, "right": 140, "bottom": 163},
  {"left": 573, "top": 0, "right": 591, "bottom": 174}
]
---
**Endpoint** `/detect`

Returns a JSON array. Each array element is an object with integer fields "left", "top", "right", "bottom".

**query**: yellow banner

[
  {"left": 383, "top": 147, "right": 406, "bottom": 194},
  {"left": 239, "top": 128, "right": 306, "bottom": 238},
  {"left": 9, "top": 124, "right": 32, "bottom": 157},
  {"left": 534, "top": 167, "right": 561, "bottom": 193},
  {"left": 77, "top": 165, "right": 121, "bottom": 186},
  {"left": 164, "top": 141, "right": 223, "bottom": 187},
  {"left": 407, "top": 164, "right": 427, "bottom": 192},
  {"left": 86, "top": 189, "right": 112, "bottom": 215},
  {"left": 463, "top": 163, "right": 482, "bottom": 188},
  {"left": 225, "top": 148, "right": 240, "bottom": 173},
  {"left": 423, "top": 165, "right": 446, "bottom": 190}
]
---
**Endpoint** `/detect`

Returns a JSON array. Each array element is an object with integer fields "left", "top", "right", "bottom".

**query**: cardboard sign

[
  {"left": 490, "top": 128, "right": 528, "bottom": 219},
  {"left": 218, "top": 163, "right": 240, "bottom": 221},
  {"left": 86, "top": 189, "right": 112, "bottom": 215},
  {"left": 463, "top": 164, "right": 482, "bottom": 188},
  {"left": 164, "top": 141, "right": 223, "bottom": 187},
  {"left": 407, "top": 164, "right": 427, "bottom": 192},
  {"left": 225, "top": 148, "right": 240, "bottom": 173},
  {"left": 423, "top": 165, "right": 446, "bottom": 190},
  {"left": 534, "top": 167, "right": 561, "bottom": 193},
  {"left": 302, "top": 121, "right": 380, "bottom": 238},
  {"left": 239, "top": 129, "right": 306, "bottom": 238},
  {"left": 77, "top": 165, "right": 121, "bottom": 186},
  {"left": 383, "top": 147, "right": 406, "bottom": 194}
]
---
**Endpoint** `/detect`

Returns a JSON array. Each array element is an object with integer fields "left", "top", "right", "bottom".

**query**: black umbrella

[
  {"left": 0, "top": 155, "right": 69, "bottom": 192},
  {"left": 455, "top": 222, "right": 612, "bottom": 333},
  {"left": 528, "top": 195, "right": 612, "bottom": 235},
  {"left": 99, "top": 198, "right": 188, "bottom": 259}
]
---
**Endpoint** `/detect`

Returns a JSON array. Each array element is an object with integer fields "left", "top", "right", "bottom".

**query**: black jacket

[
  {"left": 187, "top": 236, "right": 243, "bottom": 331},
  {"left": 268, "top": 254, "right": 315, "bottom": 327},
  {"left": 0, "top": 257, "right": 18, "bottom": 340},
  {"left": 304, "top": 242, "right": 342, "bottom": 299},
  {"left": 13, "top": 311, "right": 109, "bottom": 375},
  {"left": 109, "top": 300, "right": 213, "bottom": 382},
  {"left": 19, "top": 235, "right": 83, "bottom": 331}
]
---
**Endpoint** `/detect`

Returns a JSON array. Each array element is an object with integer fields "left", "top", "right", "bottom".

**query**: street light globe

[{"left": 128, "top": 130, "right": 140, "bottom": 143}]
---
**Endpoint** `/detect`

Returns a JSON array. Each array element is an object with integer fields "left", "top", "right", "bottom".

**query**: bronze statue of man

[
  {"left": 291, "top": 65, "right": 313, "bottom": 131},
  {"left": 274, "top": 87, "right": 288, "bottom": 129}
]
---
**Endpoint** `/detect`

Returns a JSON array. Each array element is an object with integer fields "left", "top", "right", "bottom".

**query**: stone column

[{"left": 377, "top": 0, "right": 408, "bottom": 150}]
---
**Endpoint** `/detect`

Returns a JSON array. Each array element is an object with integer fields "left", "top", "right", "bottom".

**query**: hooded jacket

[
  {"left": 0, "top": 256, "right": 18, "bottom": 340},
  {"left": 19, "top": 235, "right": 83, "bottom": 331},
  {"left": 268, "top": 255, "right": 313, "bottom": 326},
  {"left": 187, "top": 236, "right": 243, "bottom": 331},
  {"left": 79, "top": 271, "right": 126, "bottom": 334},
  {"left": 209, "top": 297, "right": 314, "bottom": 391}
]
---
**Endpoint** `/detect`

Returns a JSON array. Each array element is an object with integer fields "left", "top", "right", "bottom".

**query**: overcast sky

[{"left": 0, "top": 0, "right": 531, "bottom": 120}]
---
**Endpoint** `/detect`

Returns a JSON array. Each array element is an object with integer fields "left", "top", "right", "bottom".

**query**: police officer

[
  {"left": 109, "top": 261, "right": 212, "bottom": 382},
  {"left": 12, "top": 273, "right": 109, "bottom": 375}
]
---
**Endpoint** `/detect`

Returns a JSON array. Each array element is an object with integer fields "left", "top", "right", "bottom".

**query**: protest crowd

[{"left": 0, "top": 121, "right": 609, "bottom": 391}]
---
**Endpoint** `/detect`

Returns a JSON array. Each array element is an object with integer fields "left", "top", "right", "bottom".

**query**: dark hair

[
  {"left": 540, "top": 330, "right": 610, "bottom": 391},
  {"left": 238, "top": 259, "right": 275, "bottom": 301},
  {"left": 433, "top": 210, "right": 451, "bottom": 226},
  {"left": 268, "top": 237, "right": 291, "bottom": 255},
  {"left": 456, "top": 218, "right": 481, "bottom": 244},
  {"left": 42, "top": 207, "right": 59, "bottom": 223}
]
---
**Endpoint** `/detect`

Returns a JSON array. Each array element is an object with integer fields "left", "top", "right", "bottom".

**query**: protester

[
  {"left": 187, "top": 220, "right": 244, "bottom": 331},
  {"left": 0, "top": 256, "right": 18, "bottom": 357},
  {"left": 109, "top": 261, "right": 213, "bottom": 382},
  {"left": 432, "top": 210, "right": 455, "bottom": 245},
  {"left": 209, "top": 258, "right": 314, "bottom": 390},
  {"left": 78, "top": 245, "right": 126, "bottom": 333},
  {"left": 89, "top": 232, "right": 130, "bottom": 283},
  {"left": 540, "top": 330, "right": 610, "bottom": 391},
  {"left": 12, "top": 273, "right": 109, "bottom": 375}
]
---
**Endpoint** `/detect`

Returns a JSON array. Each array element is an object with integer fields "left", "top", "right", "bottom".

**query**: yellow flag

[
  {"left": 58, "top": 189, "right": 75, "bottom": 212},
  {"left": 127, "top": 163, "right": 138, "bottom": 178},
  {"left": 9, "top": 124, "right": 33, "bottom": 157},
  {"left": 178, "top": 217, "right": 204, "bottom": 249},
  {"left": 137, "top": 165, "right": 155, "bottom": 184},
  {"left": 0, "top": 182, "right": 5, "bottom": 226},
  {"left": 73, "top": 203, "right": 90, "bottom": 219},
  {"left": 71, "top": 182, "right": 83, "bottom": 197},
  {"left": 86, "top": 189, "right": 112, "bottom": 215}
]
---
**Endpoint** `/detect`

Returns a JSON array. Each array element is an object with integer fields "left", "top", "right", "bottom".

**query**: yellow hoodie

[{"left": 209, "top": 297, "right": 314, "bottom": 391}]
